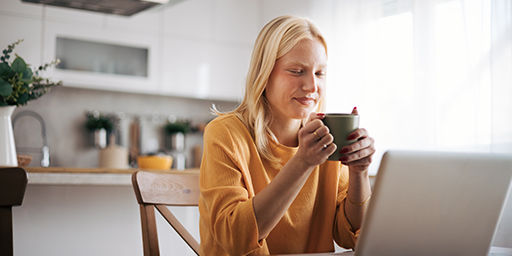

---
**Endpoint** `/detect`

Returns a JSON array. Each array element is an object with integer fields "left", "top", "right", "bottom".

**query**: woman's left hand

[{"left": 339, "top": 108, "right": 376, "bottom": 173}]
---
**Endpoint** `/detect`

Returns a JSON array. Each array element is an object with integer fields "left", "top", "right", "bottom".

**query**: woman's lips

[{"left": 294, "top": 97, "right": 316, "bottom": 106}]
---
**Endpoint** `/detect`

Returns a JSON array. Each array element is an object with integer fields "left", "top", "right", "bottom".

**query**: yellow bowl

[{"left": 137, "top": 155, "right": 173, "bottom": 170}]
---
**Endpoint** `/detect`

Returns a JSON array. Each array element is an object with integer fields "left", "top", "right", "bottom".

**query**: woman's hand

[
  {"left": 339, "top": 108, "right": 375, "bottom": 173},
  {"left": 294, "top": 112, "right": 337, "bottom": 168}
]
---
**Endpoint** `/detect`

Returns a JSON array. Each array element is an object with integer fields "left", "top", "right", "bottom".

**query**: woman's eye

[
  {"left": 289, "top": 69, "right": 303, "bottom": 74},
  {"left": 316, "top": 71, "right": 326, "bottom": 77}
]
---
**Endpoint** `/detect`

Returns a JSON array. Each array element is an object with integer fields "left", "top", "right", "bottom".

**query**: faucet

[{"left": 12, "top": 110, "right": 50, "bottom": 167}]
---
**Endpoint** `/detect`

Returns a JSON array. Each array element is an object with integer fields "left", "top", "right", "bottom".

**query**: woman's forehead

[{"left": 277, "top": 39, "right": 327, "bottom": 67}]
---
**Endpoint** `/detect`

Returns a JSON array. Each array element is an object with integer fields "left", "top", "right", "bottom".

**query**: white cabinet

[
  {"left": 44, "top": 5, "right": 104, "bottom": 27},
  {"left": 2, "top": 0, "right": 266, "bottom": 101},
  {"left": 260, "top": 0, "right": 335, "bottom": 37},
  {"left": 0, "top": 0, "right": 42, "bottom": 19},
  {"left": 43, "top": 20, "right": 160, "bottom": 93},
  {"left": 261, "top": 0, "right": 312, "bottom": 23},
  {"left": 160, "top": 37, "right": 211, "bottom": 99},
  {"left": 207, "top": 43, "right": 249, "bottom": 101},
  {"left": 162, "top": 0, "right": 214, "bottom": 40},
  {"left": 159, "top": 0, "right": 257, "bottom": 101},
  {"left": 160, "top": 39, "right": 249, "bottom": 102},
  {"left": 104, "top": 9, "right": 160, "bottom": 34},
  {"left": 44, "top": 4, "right": 160, "bottom": 34},
  {"left": 213, "top": 0, "right": 260, "bottom": 44},
  {"left": 0, "top": 14, "right": 42, "bottom": 65}
]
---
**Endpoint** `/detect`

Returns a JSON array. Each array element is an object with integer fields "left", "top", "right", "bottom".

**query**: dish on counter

[{"left": 137, "top": 154, "right": 173, "bottom": 170}]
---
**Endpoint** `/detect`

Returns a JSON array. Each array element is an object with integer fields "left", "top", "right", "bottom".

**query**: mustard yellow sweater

[{"left": 199, "top": 114, "right": 359, "bottom": 256}]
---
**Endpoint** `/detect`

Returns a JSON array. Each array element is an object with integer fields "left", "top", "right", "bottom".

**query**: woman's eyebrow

[
  {"left": 284, "top": 61, "right": 326, "bottom": 69},
  {"left": 284, "top": 61, "right": 307, "bottom": 67}
]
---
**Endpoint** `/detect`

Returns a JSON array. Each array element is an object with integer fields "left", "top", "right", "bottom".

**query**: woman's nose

[{"left": 302, "top": 73, "right": 318, "bottom": 93}]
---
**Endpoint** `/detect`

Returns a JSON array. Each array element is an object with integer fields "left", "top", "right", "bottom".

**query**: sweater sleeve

[
  {"left": 333, "top": 165, "right": 360, "bottom": 249},
  {"left": 199, "top": 120, "right": 265, "bottom": 255}
]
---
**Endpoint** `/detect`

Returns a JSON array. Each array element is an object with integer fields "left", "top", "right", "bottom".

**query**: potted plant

[
  {"left": 0, "top": 39, "right": 61, "bottom": 166},
  {"left": 163, "top": 120, "right": 191, "bottom": 151},
  {"left": 163, "top": 120, "right": 191, "bottom": 170},
  {"left": 84, "top": 112, "right": 114, "bottom": 148}
]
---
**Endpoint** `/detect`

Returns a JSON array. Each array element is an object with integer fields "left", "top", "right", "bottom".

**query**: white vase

[{"left": 0, "top": 105, "right": 18, "bottom": 166}]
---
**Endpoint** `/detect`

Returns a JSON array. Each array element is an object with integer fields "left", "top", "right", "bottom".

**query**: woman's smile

[{"left": 293, "top": 96, "right": 317, "bottom": 106}]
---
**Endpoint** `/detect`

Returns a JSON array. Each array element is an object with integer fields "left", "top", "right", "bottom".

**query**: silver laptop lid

[{"left": 355, "top": 150, "right": 512, "bottom": 256}]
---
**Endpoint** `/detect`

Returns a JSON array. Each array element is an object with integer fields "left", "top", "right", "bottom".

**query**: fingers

[
  {"left": 340, "top": 134, "right": 373, "bottom": 154},
  {"left": 339, "top": 138, "right": 376, "bottom": 164},
  {"left": 343, "top": 152, "right": 374, "bottom": 166},
  {"left": 306, "top": 112, "right": 325, "bottom": 124},
  {"left": 301, "top": 118, "right": 325, "bottom": 135},
  {"left": 322, "top": 143, "right": 337, "bottom": 158},
  {"left": 346, "top": 128, "right": 368, "bottom": 141},
  {"left": 312, "top": 125, "right": 330, "bottom": 140},
  {"left": 317, "top": 132, "right": 334, "bottom": 149},
  {"left": 351, "top": 106, "right": 358, "bottom": 115}
]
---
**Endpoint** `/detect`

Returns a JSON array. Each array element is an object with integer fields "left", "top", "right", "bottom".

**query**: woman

[{"left": 199, "top": 15, "right": 375, "bottom": 255}]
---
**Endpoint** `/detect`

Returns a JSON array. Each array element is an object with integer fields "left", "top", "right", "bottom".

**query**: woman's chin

[{"left": 292, "top": 110, "right": 313, "bottom": 120}]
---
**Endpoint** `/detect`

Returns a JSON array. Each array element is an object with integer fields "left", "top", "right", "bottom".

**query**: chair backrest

[
  {"left": 132, "top": 170, "right": 200, "bottom": 256},
  {"left": 0, "top": 167, "right": 28, "bottom": 256}
]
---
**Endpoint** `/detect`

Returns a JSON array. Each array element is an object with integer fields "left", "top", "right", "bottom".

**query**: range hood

[{"left": 22, "top": 0, "right": 171, "bottom": 16}]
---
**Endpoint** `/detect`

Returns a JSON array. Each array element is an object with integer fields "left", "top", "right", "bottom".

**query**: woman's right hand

[{"left": 294, "top": 112, "right": 337, "bottom": 168}]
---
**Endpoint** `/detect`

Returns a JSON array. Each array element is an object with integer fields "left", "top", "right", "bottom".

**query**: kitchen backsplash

[{"left": 12, "top": 86, "right": 238, "bottom": 169}]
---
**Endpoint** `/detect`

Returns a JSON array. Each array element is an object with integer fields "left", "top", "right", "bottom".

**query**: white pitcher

[{"left": 0, "top": 106, "right": 18, "bottom": 166}]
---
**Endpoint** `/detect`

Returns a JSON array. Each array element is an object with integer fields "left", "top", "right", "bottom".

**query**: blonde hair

[{"left": 213, "top": 15, "right": 327, "bottom": 168}]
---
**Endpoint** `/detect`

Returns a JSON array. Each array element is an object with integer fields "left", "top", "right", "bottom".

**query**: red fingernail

[
  {"left": 353, "top": 106, "right": 357, "bottom": 111},
  {"left": 347, "top": 134, "right": 356, "bottom": 140},
  {"left": 340, "top": 148, "right": 349, "bottom": 153},
  {"left": 317, "top": 113, "right": 325, "bottom": 117},
  {"left": 340, "top": 156, "right": 348, "bottom": 161}
]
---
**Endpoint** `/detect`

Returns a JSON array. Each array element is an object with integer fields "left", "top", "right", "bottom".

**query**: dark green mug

[{"left": 322, "top": 113, "right": 360, "bottom": 161}]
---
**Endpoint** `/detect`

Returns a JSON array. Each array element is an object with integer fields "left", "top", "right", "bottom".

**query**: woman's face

[{"left": 265, "top": 38, "right": 327, "bottom": 122}]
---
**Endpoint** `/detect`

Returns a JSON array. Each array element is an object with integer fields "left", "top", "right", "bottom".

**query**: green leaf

[
  {"left": 22, "top": 68, "right": 33, "bottom": 82},
  {"left": 17, "top": 92, "right": 29, "bottom": 105},
  {"left": 0, "top": 62, "right": 10, "bottom": 76},
  {"left": 0, "top": 77, "right": 12, "bottom": 97},
  {"left": 11, "top": 57, "right": 27, "bottom": 73},
  {"left": 23, "top": 68, "right": 34, "bottom": 79}
]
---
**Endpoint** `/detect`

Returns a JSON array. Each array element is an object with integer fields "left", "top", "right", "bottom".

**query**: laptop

[{"left": 354, "top": 150, "right": 512, "bottom": 256}]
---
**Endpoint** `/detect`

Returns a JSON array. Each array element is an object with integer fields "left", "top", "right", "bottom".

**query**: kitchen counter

[{"left": 25, "top": 167, "right": 199, "bottom": 186}]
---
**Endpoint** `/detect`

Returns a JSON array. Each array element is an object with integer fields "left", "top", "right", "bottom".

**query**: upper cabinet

[
  {"left": 0, "top": 0, "right": 265, "bottom": 102},
  {"left": 162, "top": 0, "right": 213, "bottom": 40},
  {"left": 0, "top": 0, "right": 42, "bottom": 18},
  {"left": 43, "top": 19, "right": 160, "bottom": 93},
  {"left": 41, "top": 4, "right": 160, "bottom": 93},
  {"left": 212, "top": 0, "right": 260, "bottom": 44},
  {"left": 159, "top": 0, "right": 258, "bottom": 101}
]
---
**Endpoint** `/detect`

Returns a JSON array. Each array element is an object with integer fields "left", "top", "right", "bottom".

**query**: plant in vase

[
  {"left": 0, "top": 39, "right": 61, "bottom": 166},
  {"left": 163, "top": 120, "right": 191, "bottom": 169},
  {"left": 84, "top": 112, "right": 114, "bottom": 148},
  {"left": 164, "top": 120, "right": 191, "bottom": 149}
]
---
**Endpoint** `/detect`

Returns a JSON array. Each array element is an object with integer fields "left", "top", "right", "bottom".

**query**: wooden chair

[
  {"left": 0, "top": 167, "right": 28, "bottom": 256},
  {"left": 132, "top": 170, "right": 200, "bottom": 255}
]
